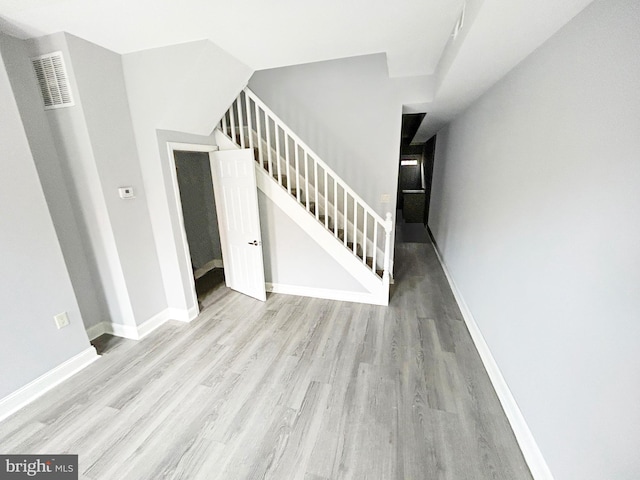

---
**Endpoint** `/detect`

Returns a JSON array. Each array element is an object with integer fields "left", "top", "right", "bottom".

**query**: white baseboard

[
  {"left": 87, "top": 308, "right": 176, "bottom": 341},
  {"left": 194, "top": 259, "right": 223, "bottom": 280},
  {"left": 266, "top": 282, "right": 388, "bottom": 306},
  {"left": 105, "top": 322, "right": 140, "bottom": 340},
  {"left": 429, "top": 236, "right": 554, "bottom": 480},
  {"left": 167, "top": 305, "right": 199, "bottom": 323},
  {"left": 0, "top": 347, "right": 99, "bottom": 422},
  {"left": 136, "top": 309, "right": 172, "bottom": 339},
  {"left": 187, "top": 305, "right": 200, "bottom": 321},
  {"left": 86, "top": 321, "right": 107, "bottom": 340}
]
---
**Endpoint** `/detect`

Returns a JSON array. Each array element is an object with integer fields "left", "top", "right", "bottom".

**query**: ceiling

[
  {"left": 0, "top": 0, "right": 596, "bottom": 140},
  {"left": 412, "top": 0, "right": 596, "bottom": 141},
  {"left": 0, "top": 0, "right": 465, "bottom": 77}
]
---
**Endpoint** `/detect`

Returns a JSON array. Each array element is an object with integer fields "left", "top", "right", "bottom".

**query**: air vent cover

[{"left": 31, "top": 52, "right": 74, "bottom": 109}]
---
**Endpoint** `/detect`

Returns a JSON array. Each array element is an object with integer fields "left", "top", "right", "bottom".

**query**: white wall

[
  {"left": 249, "top": 54, "right": 405, "bottom": 218},
  {"left": 0, "top": 43, "right": 92, "bottom": 398},
  {"left": 0, "top": 33, "right": 106, "bottom": 331},
  {"left": 258, "top": 191, "right": 367, "bottom": 293},
  {"left": 123, "top": 41, "right": 252, "bottom": 315},
  {"left": 429, "top": 0, "right": 640, "bottom": 478}
]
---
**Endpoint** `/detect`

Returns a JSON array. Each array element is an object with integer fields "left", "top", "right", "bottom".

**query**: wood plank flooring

[{"left": 0, "top": 242, "right": 532, "bottom": 479}]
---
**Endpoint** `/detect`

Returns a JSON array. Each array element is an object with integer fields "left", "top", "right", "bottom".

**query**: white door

[{"left": 210, "top": 149, "right": 266, "bottom": 301}]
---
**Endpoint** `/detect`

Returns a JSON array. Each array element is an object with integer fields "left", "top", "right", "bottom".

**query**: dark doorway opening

[
  {"left": 174, "top": 150, "right": 225, "bottom": 307},
  {"left": 395, "top": 113, "right": 437, "bottom": 244}
]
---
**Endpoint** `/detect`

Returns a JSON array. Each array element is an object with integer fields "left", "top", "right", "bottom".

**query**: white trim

[
  {"left": 234, "top": 127, "right": 388, "bottom": 273},
  {"left": 266, "top": 283, "right": 388, "bottom": 306},
  {"left": 106, "top": 322, "right": 140, "bottom": 340},
  {"left": 0, "top": 347, "right": 99, "bottom": 422},
  {"left": 215, "top": 130, "right": 238, "bottom": 150},
  {"left": 167, "top": 306, "right": 199, "bottom": 323},
  {"left": 86, "top": 321, "right": 132, "bottom": 340},
  {"left": 194, "top": 259, "right": 223, "bottom": 279},
  {"left": 244, "top": 88, "right": 387, "bottom": 227},
  {"left": 87, "top": 309, "right": 176, "bottom": 341},
  {"left": 256, "top": 164, "right": 387, "bottom": 302},
  {"left": 429, "top": 235, "right": 554, "bottom": 480},
  {"left": 167, "top": 142, "right": 218, "bottom": 153},
  {"left": 216, "top": 91, "right": 391, "bottom": 306},
  {"left": 136, "top": 309, "right": 172, "bottom": 339},
  {"left": 86, "top": 321, "right": 107, "bottom": 341}
]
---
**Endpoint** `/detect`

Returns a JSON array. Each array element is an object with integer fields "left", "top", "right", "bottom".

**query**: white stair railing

[{"left": 218, "top": 87, "right": 393, "bottom": 284}]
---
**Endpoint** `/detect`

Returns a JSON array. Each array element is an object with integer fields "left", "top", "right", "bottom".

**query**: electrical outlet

[
  {"left": 54, "top": 312, "right": 69, "bottom": 329},
  {"left": 381, "top": 193, "right": 391, "bottom": 203}
]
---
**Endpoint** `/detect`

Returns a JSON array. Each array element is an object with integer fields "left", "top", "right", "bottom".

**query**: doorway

[
  {"left": 173, "top": 149, "right": 225, "bottom": 305},
  {"left": 395, "top": 113, "right": 436, "bottom": 244},
  {"left": 167, "top": 142, "right": 267, "bottom": 315}
]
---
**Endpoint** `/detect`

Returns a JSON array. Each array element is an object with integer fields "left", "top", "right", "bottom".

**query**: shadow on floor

[
  {"left": 395, "top": 209, "right": 429, "bottom": 244},
  {"left": 91, "top": 334, "right": 129, "bottom": 356},
  {"left": 390, "top": 209, "right": 431, "bottom": 299},
  {"left": 196, "top": 267, "right": 225, "bottom": 305}
]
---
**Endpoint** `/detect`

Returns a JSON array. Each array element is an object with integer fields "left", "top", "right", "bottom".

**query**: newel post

[{"left": 382, "top": 212, "right": 393, "bottom": 284}]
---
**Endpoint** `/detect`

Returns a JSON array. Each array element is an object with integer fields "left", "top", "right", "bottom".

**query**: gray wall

[
  {"left": 123, "top": 41, "right": 253, "bottom": 315},
  {"left": 0, "top": 33, "right": 106, "bottom": 331},
  {"left": 249, "top": 54, "right": 403, "bottom": 217},
  {"left": 258, "top": 191, "right": 367, "bottom": 292},
  {"left": 64, "top": 33, "right": 166, "bottom": 324},
  {"left": 0, "top": 43, "right": 91, "bottom": 398},
  {"left": 174, "top": 151, "right": 222, "bottom": 270},
  {"left": 28, "top": 33, "right": 166, "bottom": 328},
  {"left": 27, "top": 32, "right": 135, "bottom": 329},
  {"left": 429, "top": 0, "right": 640, "bottom": 478}
]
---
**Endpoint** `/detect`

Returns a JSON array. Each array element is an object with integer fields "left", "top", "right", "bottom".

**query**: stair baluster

[
  {"left": 216, "top": 87, "right": 394, "bottom": 289},
  {"left": 275, "top": 124, "right": 282, "bottom": 186},
  {"left": 294, "top": 143, "right": 301, "bottom": 203},
  {"left": 285, "top": 134, "right": 291, "bottom": 195},
  {"left": 236, "top": 97, "right": 245, "bottom": 149},
  {"left": 314, "top": 160, "right": 319, "bottom": 221},
  {"left": 383, "top": 213, "right": 393, "bottom": 283},
  {"left": 245, "top": 92, "right": 254, "bottom": 152}
]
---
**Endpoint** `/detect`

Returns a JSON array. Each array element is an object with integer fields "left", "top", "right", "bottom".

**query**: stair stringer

[
  {"left": 256, "top": 168, "right": 387, "bottom": 304},
  {"left": 215, "top": 128, "right": 242, "bottom": 150},
  {"left": 215, "top": 130, "right": 388, "bottom": 306}
]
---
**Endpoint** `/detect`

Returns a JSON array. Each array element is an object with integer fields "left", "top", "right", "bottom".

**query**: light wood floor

[{"left": 0, "top": 242, "right": 532, "bottom": 480}]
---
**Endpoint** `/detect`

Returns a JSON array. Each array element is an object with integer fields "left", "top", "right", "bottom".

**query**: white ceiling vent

[{"left": 31, "top": 51, "right": 74, "bottom": 110}]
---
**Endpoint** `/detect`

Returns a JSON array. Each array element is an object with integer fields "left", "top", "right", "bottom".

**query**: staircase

[{"left": 215, "top": 87, "right": 393, "bottom": 306}]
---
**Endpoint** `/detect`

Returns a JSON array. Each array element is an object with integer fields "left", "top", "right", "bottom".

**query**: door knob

[{"left": 248, "top": 240, "right": 260, "bottom": 246}]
